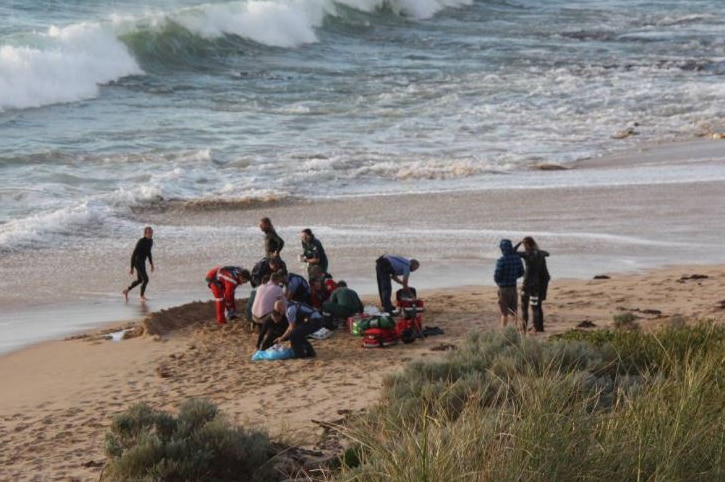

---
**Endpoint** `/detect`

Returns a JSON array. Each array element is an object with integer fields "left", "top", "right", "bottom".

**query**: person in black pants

[
  {"left": 256, "top": 300, "right": 290, "bottom": 351},
  {"left": 514, "top": 237, "right": 550, "bottom": 333},
  {"left": 123, "top": 226, "right": 154, "bottom": 301},
  {"left": 375, "top": 255, "right": 420, "bottom": 314},
  {"left": 275, "top": 301, "right": 322, "bottom": 358}
]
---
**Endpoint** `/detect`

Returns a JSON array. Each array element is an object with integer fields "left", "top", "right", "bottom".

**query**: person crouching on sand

[
  {"left": 205, "top": 266, "right": 251, "bottom": 326},
  {"left": 123, "top": 226, "right": 154, "bottom": 302}
]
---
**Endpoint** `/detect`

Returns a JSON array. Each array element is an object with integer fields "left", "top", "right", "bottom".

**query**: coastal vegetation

[
  {"left": 102, "top": 320, "right": 725, "bottom": 480},
  {"left": 337, "top": 321, "right": 725, "bottom": 481}
]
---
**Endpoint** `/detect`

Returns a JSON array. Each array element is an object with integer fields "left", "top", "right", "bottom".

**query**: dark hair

[
  {"left": 336, "top": 280, "right": 347, "bottom": 288},
  {"left": 240, "top": 269, "right": 251, "bottom": 281},
  {"left": 301, "top": 228, "right": 313, "bottom": 237},
  {"left": 523, "top": 236, "right": 539, "bottom": 251}
]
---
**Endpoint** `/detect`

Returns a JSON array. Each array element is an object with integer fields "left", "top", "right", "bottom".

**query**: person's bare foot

[
  {"left": 122, "top": 289, "right": 129, "bottom": 302},
  {"left": 140, "top": 296, "right": 149, "bottom": 302}
]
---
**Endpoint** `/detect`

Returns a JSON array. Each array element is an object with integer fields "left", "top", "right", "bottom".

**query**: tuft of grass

[
  {"left": 102, "top": 399, "right": 276, "bottom": 481},
  {"left": 612, "top": 311, "right": 638, "bottom": 330}
]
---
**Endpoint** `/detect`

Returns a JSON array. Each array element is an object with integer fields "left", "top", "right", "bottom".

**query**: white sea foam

[
  {"left": 174, "top": 0, "right": 325, "bottom": 47},
  {"left": 0, "top": 22, "right": 142, "bottom": 110}
]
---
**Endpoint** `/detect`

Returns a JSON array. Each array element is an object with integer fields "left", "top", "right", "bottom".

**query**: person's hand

[
  {"left": 150, "top": 265, "right": 155, "bottom": 273},
  {"left": 128, "top": 268, "right": 134, "bottom": 275}
]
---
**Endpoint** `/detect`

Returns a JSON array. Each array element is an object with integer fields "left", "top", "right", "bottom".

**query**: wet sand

[{"left": 2, "top": 137, "right": 725, "bottom": 354}]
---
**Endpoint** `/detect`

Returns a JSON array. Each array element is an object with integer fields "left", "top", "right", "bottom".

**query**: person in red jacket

[{"left": 205, "top": 266, "right": 251, "bottom": 326}]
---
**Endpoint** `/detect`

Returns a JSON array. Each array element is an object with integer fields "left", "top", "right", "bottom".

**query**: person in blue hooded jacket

[{"left": 494, "top": 239, "right": 525, "bottom": 329}]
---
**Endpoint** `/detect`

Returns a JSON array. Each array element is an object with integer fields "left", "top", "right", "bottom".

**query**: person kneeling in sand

[
  {"left": 251, "top": 272, "right": 287, "bottom": 326},
  {"left": 205, "top": 266, "right": 251, "bottom": 326},
  {"left": 275, "top": 301, "right": 323, "bottom": 358},
  {"left": 322, "top": 280, "right": 364, "bottom": 324},
  {"left": 256, "top": 300, "right": 289, "bottom": 351}
]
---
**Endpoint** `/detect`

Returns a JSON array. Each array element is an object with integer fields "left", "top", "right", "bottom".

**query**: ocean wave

[
  {"left": 0, "top": 22, "right": 142, "bottom": 110},
  {"left": 0, "top": 0, "right": 473, "bottom": 111}
]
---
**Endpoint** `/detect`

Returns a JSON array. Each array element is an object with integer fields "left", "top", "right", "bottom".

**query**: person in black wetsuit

[
  {"left": 123, "top": 226, "right": 155, "bottom": 301},
  {"left": 260, "top": 217, "right": 284, "bottom": 257}
]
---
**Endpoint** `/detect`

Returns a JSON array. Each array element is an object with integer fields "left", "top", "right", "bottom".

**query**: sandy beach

[{"left": 1, "top": 263, "right": 724, "bottom": 480}]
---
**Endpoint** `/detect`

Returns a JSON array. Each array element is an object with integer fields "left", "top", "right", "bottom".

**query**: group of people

[
  {"left": 494, "top": 236, "right": 551, "bottom": 333},
  {"left": 123, "top": 218, "right": 551, "bottom": 357},
  {"left": 203, "top": 217, "right": 368, "bottom": 358}
]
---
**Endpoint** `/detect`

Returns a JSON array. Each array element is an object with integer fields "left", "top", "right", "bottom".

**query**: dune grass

[{"left": 336, "top": 323, "right": 725, "bottom": 481}]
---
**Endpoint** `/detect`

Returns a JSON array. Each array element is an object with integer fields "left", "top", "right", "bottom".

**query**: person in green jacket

[{"left": 322, "top": 280, "right": 364, "bottom": 322}]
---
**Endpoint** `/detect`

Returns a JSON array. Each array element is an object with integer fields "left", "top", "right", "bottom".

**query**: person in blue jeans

[
  {"left": 375, "top": 255, "right": 420, "bottom": 314},
  {"left": 275, "top": 301, "right": 322, "bottom": 358}
]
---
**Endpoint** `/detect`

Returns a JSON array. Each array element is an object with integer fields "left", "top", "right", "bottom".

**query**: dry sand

[{"left": 1, "top": 265, "right": 725, "bottom": 480}]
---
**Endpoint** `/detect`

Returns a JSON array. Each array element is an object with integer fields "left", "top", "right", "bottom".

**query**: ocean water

[{"left": 1, "top": 0, "right": 725, "bottom": 353}]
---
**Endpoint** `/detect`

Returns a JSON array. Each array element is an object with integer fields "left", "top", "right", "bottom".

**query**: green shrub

[{"left": 103, "top": 399, "right": 275, "bottom": 481}]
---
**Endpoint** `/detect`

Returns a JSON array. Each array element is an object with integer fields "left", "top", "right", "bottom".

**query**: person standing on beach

[
  {"left": 300, "top": 228, "right": 328, "bottom": 280},
  {"left": 375, "top": 255, "right": 420, "bottom": 314},
  {"left": 514, "top": 236, "right": 550, "bottom": 333},
  {"left": 494, "top": 239, "right": 525, "bottom": 329},
  {"left": 260, "top": 217, "right": 284, "bottom": 257},
  {"left": 123, "top": 226, "right": 154, "bottom": 302},
  {"left": 205, "top": 266, "right": 252, "bottom": 326}
]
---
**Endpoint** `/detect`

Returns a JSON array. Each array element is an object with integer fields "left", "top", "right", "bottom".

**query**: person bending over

[
  {"left": 322, "top": 280, "right": 364, "bottom": 322},
  {"left": 375, "top": 255, "right": 419, "bottom": 314},
  {"left": 275, "top": 301, "right": 322, "bottom": 358},
  {"left": 256, "top": 300, "right": 289, "bottom": 351},
  {"left": 205, "top": 265, "right": 251, "bottom": 325}
]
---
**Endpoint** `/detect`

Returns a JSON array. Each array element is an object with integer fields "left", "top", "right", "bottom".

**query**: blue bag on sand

[{"left": 251, "top": 345, "right": 295, "bottom": 361}]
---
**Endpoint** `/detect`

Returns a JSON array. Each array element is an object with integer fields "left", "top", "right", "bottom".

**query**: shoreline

[{"left": 1, "top": 137, "right": 724, "bottom": 354}]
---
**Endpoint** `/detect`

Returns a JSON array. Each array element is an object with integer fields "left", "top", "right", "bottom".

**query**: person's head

[
  {"left": 335, "top": 280, "right": 347, "bottom": 288},
  {"left": 410, "top": 259, "right": 420, "bottom": 272},
  {"left": 522, "top": 236, "right": 538, "bottom": 251},
  {"left": 259, "top": 217, "right": 273, "bottom": 233},
  {"left": 270, "top": 300, "right": 286, "bottom": 323},
  {"left": 270, "top": 271, "right": 286, "bottom": 285},
  {"left": 238, "top": 269, "right": 251, "bottom": 284},
  {"left": 269, "top": 256, "right": 284, "bottom": 270},
  {"left": 499, "top": 239, "right": 514, "bottom": 254},
  {"left": 301, "top": 228, "right": 313, "bottom": 243},
  {"left": 143, "top": 226, "right": 153, "bottom": 238}
]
